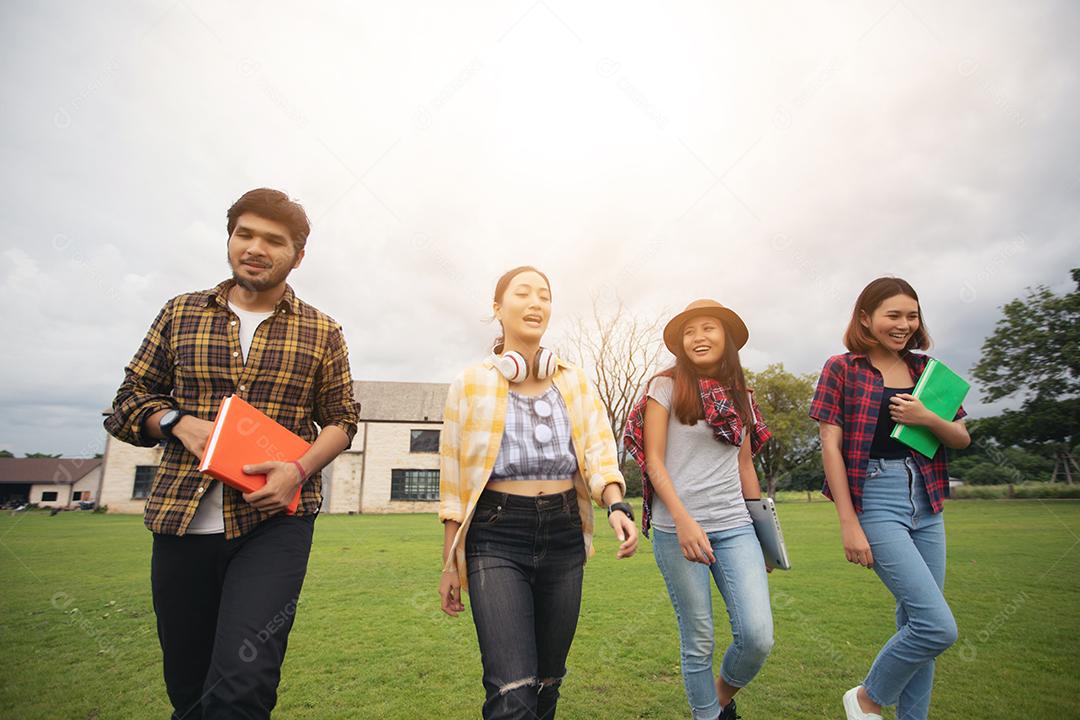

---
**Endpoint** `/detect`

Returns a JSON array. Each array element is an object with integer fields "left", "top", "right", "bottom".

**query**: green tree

[
  {"left": 746, "top": 364, "right": 819, "bottom": 499},
  {"left": 620, "top": 459, "right": 643, "bottom": 498},
  {"left": 0, "top": 450, "right": 13, "bottom": 458},
  {"left": 972, "top": 398, "right": 1080, "bottom": 483},
  {"left": 972, "top": 268, "right": 1079, "bottom": 402},
  {"left": 962, "top": 462, "right": 1021, "bottom": 486},
  {"left": 24, "top": 452, "right": 62, "bottom": 458},
  {"left": 777, "top": 453, "right": 825, "bottom": 502},
  {"left": 971, "top": 269, "right": 1080, "bottom": 483}
]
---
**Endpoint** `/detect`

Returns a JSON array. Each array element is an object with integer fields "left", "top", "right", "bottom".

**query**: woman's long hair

[{"left": 649, "top": 322, "right": 754, "bottom": 428}]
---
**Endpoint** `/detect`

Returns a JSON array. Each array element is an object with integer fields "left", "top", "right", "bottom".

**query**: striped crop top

[{"left": 490, "top": 385, "right": 579, "bottom": 481}]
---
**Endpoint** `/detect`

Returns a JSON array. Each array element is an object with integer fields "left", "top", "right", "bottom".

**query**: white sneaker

[{"left": 843, "top": 687, "right": 883, "bottom": 720}]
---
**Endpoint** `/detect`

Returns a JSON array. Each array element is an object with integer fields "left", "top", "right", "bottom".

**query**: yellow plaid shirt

[
  {"left": 439, "top": 357, "right": 626, "bottom": 591},
  {"left": 104, "top": 280, "right": 359, "bottom": 538}
]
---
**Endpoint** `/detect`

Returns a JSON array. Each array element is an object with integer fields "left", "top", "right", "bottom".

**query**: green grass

[{"left": 2, "top": 501, "right": 1079, "bottom": 718}]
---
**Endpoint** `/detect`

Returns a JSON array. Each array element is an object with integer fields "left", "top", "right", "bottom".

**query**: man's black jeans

[
  {"left": 150, "top": 513, "right": 315, "bottom": 720},
  {"left": 466, "top": 488, "right": 586, "bottom": 720}
]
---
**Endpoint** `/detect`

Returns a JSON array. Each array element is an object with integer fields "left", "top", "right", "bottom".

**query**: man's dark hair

[{"left": 226, "top": 188, "right": 311, "bottom": 252}]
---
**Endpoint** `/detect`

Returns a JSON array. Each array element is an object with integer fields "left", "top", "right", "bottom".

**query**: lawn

[{"left": 1, "top": 500, "right": 1078, "bottom": 719}]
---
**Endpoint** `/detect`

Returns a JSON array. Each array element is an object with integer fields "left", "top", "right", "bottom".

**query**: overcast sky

[{"left": 1, "top": 1, "right": 1077, "bottom": 456}]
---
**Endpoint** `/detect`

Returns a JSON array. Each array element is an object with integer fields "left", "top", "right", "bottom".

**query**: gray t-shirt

[{"left": 646, "top": 376, "right": 752, "bottom": 534}]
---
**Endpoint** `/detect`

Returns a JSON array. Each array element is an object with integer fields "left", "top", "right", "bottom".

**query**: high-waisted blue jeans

[
  {"left": 652, "top": 523, "right": 774, "bottom": 720},
  {"left": 860, "top": 457, "right": 958, "bottom": 720},
  {"left": 465, "top": 488, "right": 585, "bottom": 720}
]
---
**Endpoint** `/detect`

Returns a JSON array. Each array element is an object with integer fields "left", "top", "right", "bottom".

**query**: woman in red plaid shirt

[{"left": 810, "top": 277, "right": 970, "bottom": 720}]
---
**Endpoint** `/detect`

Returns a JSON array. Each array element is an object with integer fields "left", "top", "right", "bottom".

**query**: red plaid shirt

[{"left": 809, "top": 352, "right": 966, "bottom": 514}]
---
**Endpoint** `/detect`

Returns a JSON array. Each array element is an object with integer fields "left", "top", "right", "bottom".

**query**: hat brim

[{"left": 663, "top": 307, "right": 749, "bottom": 356}]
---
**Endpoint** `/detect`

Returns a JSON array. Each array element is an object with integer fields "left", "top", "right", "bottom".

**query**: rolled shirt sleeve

[
  {"left": 438, "top": 376, "right": 465, "bottom": 524},
  {"left": 103, "top": 300, "right": 178, "bottom": 447},
  {"left": 809, "top": 355, "right": 845, "bottom": 427},
  {"left": 313, "top": 324, "right": 360, "bottom": 445},
  {"left": 580, "top": 369, "right": 626, "bottom": 505}
]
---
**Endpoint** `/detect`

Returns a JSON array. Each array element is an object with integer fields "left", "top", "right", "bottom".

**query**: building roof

[
  {"left": 0, "top": 457, "right": 102, "bottom": 485},
  {"left": 353, "top": 381, "right": 449, "bottom": 423}
]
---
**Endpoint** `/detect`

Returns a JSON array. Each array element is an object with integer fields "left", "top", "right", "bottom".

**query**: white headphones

[{"left": 492, "top": 347, "right": 557, "bottom": 384}]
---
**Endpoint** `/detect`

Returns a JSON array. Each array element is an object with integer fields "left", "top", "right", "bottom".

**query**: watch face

[{"left": 160, "top": 410, "right": 180, "bottom": 432}]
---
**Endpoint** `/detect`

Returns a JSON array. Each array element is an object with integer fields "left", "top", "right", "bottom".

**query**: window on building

[
  {"left": 41, "top": 491, "right": 58, "bottom": 502},
  {"left": 390, "top": 469, "right": 439, "bottom": 501},
  {"left": 409, "top": 429, "right": 440, "bottom": 453},
  {"left": 72, "top": 491, "right": 83, "bottom": 501},
  {"left": 133, "top": 466, "right": 156, "bottom": 499}
]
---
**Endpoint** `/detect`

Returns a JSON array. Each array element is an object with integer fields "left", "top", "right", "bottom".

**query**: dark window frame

[
  {"left": 409, "top": 429, "right": 440, "bottom": 454},
  {"left": 133, "top": 465, "right": 156, "bottom": 500},
  {"left": 40, "top": 491, "right": 59, "bottom": 502}
]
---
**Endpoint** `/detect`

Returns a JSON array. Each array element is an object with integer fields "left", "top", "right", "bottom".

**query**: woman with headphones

[{"left": 438, "top": 265, "right": 638, "bottom": 720}]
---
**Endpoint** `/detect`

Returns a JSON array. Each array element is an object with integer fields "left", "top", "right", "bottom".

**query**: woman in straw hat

[
  {"left": 438, "top": 266, "right": 638, "bottom": 720},
  {"left": 624, "top": 299, "right": 774, "bottom": 720}
]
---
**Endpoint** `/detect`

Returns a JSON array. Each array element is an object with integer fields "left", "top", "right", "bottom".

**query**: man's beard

[
  {"left": 229, "top": 256, "right": 292, "bottom": 292},
  {"left": 232, "top": 271, "right": 277, "bottom": 292}
]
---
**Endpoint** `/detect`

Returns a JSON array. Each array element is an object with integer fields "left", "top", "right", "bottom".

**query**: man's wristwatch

[
  {"left": 607, "top": 501, "right": 634, "bottom": 522},
  {"left": 158, "top": 409, "right": 184, "bottom": 439}
]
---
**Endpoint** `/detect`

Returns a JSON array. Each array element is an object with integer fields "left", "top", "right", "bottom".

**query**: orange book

[{"left": 198, "top": 395, "right": 309, "bottom": 515}]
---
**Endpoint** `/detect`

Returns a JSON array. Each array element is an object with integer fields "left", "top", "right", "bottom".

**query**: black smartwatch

[
  {"left": 158, "top": 409, "right": 184, "bottom": 439},
  {"left": 607, "top": 501, "right": 634, "bottom": 522}
]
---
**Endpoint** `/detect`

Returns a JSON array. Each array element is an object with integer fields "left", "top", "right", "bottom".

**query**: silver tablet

[{"left": 745, "top": 497, "right": 791, "bottom": 571}]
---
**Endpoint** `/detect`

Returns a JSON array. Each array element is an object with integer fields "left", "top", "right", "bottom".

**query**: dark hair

[
  {"left": 649, "top": 321, "right": 754, "bottom": 428},
  {"left": 491, "top": 265, "right": 551, "bottom": 354},
  {"left": 843, "top": 277, "right": 931, "bottom": 352},
  {"left": 226, "top": 188, "right": 311, "bottom": 253}
]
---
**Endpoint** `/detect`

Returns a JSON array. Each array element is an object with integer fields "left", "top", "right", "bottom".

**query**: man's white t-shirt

[{"left": 186, "top": 302, "right": 274, "bottom": 535}]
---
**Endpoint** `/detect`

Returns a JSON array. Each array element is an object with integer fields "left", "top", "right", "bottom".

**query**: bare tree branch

[{"left": 557, "top": 292, "right": 668, "bottom": 464}]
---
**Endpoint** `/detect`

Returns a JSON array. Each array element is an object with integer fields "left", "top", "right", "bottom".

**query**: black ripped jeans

[{"left": 466, "top": 488, "right": 586, "bottom": 720}]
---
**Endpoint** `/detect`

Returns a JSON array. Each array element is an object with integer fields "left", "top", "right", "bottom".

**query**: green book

[{"left": 890, "top": 358, "right": 971, "bottom": 458}]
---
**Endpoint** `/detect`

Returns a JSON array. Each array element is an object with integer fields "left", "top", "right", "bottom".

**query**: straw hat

[{"left": 662, "top": 299, "right": 749, "bottom": 356}]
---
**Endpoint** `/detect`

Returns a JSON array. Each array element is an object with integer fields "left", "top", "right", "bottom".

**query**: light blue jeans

[
  {"left": 860, "top": 458, "right": 958, "bottom": 720},
  {"left": 652, "top": 523, "right": 774, "bottom": 720}
]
